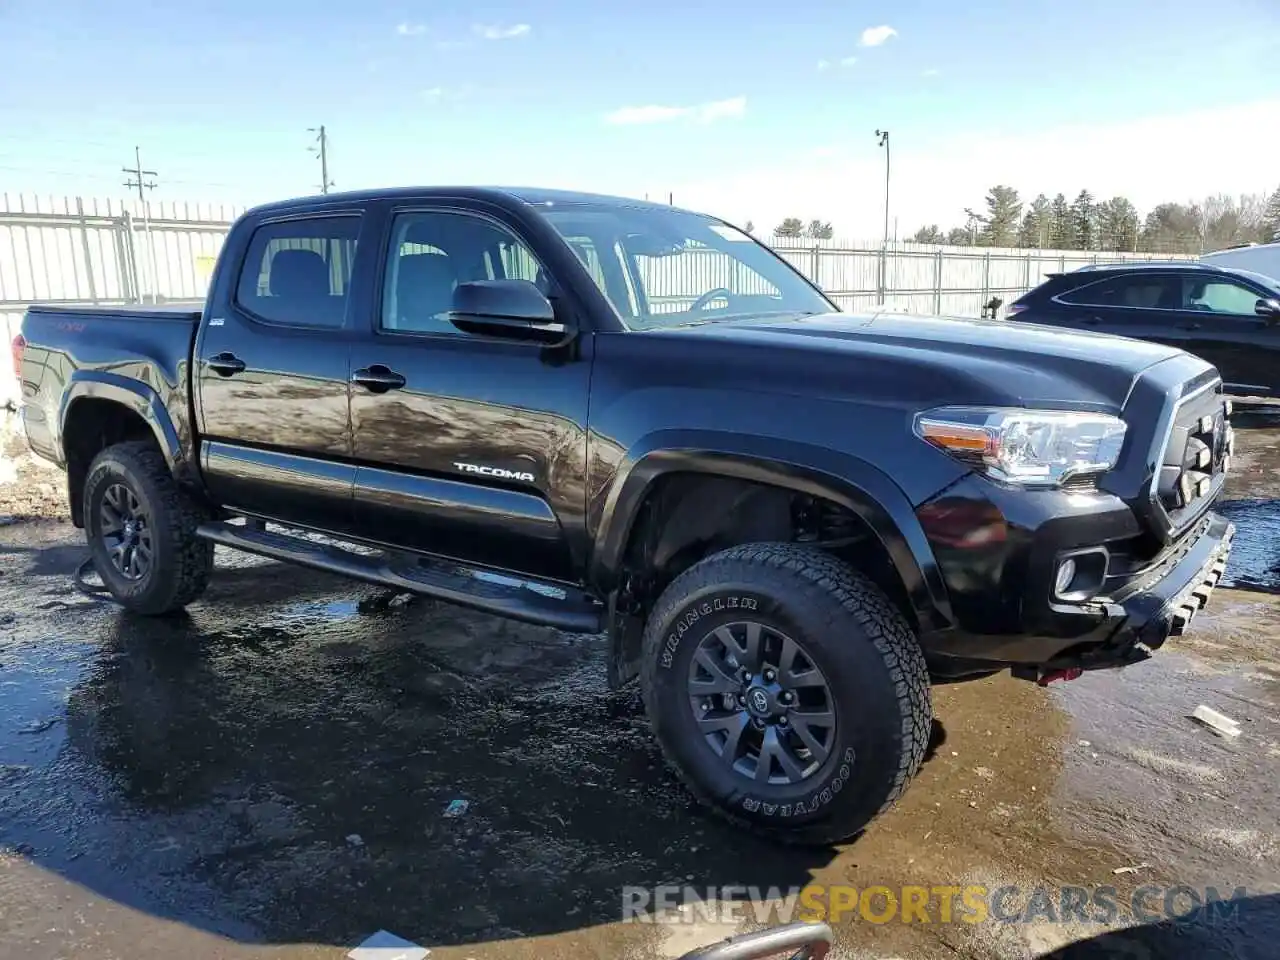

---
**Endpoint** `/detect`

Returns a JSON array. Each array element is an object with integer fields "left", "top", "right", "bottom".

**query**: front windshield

[{"left": 541, "top": 205, "right": 837, "bottom": 330}]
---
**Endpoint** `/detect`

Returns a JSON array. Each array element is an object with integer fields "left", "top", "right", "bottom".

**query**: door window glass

[
  {"left": 1183, "top": 279, "right": 1263, "bottom": 316},
  {"left": 381, "top": 212, "right": 549, "bottom": 334},
  {"left": 235, "top": 216, "right": 360, "bottom": 327}
]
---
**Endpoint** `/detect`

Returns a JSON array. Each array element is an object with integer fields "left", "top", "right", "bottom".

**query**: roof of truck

[{"left": 245, "top": 186, "right": 701, "bottom": 218}]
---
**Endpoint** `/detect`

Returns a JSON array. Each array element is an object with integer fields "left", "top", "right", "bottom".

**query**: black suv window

[
  {"left": 236, "top": 216, "right": 360, "bottom": 327},
  {"left": 1058, "top": 273, "right": 1181, "bottom": 310},
  {"left": 1182, "top": 277, "right": 1264, "bottom": 316}
]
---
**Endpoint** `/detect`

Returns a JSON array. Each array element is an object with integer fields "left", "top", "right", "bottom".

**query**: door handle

[
  {"left": 1080, "top": 317, "right": 1101, "bottom": 326},
  {"left": 352, "top": 364, "right": 407, "bottom": 393},
  {"left": 1179, "top": 323, "right": 1202, "bottom": 331},
  {"left": 206, "top": 352, "right": 246, "bottom": 376}
]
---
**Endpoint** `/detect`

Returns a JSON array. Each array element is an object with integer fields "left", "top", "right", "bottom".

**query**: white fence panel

[{"left": 0, "top": 193, "right": 1195, "bottom": 404}]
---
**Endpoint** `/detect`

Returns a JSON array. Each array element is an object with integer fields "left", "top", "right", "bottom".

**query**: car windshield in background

[{"left": 539, "top": 205, "right": 836, "bottom": 330}]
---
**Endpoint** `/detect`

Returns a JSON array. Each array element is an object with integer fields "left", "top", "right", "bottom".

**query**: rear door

[
  {"left": 1175, "top": 274, "right": 1280, "bottom": 396},
  {"left": 346, "top": 202, "right": 592, "bottom": 580},
  {"left": 195, "top": 209, "right": 370, "bottom": 532},
  {"left": 1051, "top": 271, "right": 1188, "bottom": 349}
]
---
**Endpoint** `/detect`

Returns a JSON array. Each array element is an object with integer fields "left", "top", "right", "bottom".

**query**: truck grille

[{"left": 1153, "top": 383, "right": 1231, "bottom": 533}]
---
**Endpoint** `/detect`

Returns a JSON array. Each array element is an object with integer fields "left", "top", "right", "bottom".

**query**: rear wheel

[
  {"left": 83, "top": 441, "right": 213, "bottom": 615},
  {"left": 640, "top": 542, "right": 931, "bottom": 844}
]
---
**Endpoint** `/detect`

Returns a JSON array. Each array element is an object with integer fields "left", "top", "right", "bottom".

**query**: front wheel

[
  {"left": 640, "top": 543, "right": 932, "bottom": 845},
  {"left": 83, "top": 441, "right": 213, "bottom": 615}
]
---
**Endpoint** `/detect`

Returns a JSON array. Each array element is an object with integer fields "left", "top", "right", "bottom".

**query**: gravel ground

[{"left": 1, "top": 407, "right": 1278, "bottom": 959}]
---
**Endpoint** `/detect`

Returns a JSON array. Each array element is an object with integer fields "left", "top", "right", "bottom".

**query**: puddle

[{"left": 1217, "top": 499, "right": 1280, "bottom": 593}]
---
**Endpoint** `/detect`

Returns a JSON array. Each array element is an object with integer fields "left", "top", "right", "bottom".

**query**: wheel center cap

[{"left": 746, "top": 686, "right": 773, "bottom": 717}]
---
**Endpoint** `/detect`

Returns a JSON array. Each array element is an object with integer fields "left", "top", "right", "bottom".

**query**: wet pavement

[{"left": 2, "top": 410, "right": 1280, "bottom": 959}]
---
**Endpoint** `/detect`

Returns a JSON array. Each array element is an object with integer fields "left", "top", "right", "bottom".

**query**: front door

[
  {"left": 348, "top": 205, "right": 591, "bottom": 580},
  {"left": 195, "top": 210, "right": 367, "bottom": 532},
  {"left": 1176, "top": 275, "right": 1280, "bottom": 397}
]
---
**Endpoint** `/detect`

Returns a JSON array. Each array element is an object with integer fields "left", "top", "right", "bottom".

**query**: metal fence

[{"left": 0, "top": 191, "right": 1194, "bottom": 403}]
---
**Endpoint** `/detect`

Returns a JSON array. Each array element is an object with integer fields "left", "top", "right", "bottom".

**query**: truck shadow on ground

[
  {"left": 1041, "top": 892, "right": 1280, "bottom": 959},
  {"left": 2, "top": 546, "right": 926, "bottom": 951}
]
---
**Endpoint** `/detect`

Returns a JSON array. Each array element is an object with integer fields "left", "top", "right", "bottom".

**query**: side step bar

[{"left": 195, "top": 521, "right": 604, "bottom": 634}]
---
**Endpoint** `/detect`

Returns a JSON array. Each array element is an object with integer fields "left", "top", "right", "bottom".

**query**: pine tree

[
  {"left": 1097, "top": 197, "right": 1139, "bottom": 251},
  {"left": 1071, "top": 190, "right": 1097, "bottom": 250},
  {"left": 806, "top": 220, "right": 834, "bottom": 240},
  {"left": 1263, "top": 187, "right": 1280, "bottom": 243},
  {"left": 912, "top": 225, "right": 944, "bottom": 243},
  {"left": 1017, "top": 195, "right": 1052, "bottom": 248},
  {"left": 977, "top": 185, "right": 1022, "bottom": 247},
  {"left": 773, "top": 218, "right": 804, "bottom": 238},
  {"left": 1048, "top": 194, "right": 1072, "bottom": 249}
]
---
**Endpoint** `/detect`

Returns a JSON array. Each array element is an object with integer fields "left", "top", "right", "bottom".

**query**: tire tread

[
  {"left": 85, "top": 441, "right": 212, "bottom": 614},
  {"left": 640, "top": 542, "right": 931, "bottom": 845}
]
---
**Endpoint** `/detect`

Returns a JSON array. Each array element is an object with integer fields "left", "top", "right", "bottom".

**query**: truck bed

[{"left": 18, "top": 303, "right": 203, "bottom": 473}]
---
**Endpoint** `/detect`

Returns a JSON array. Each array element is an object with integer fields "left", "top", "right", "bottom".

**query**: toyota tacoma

[{"left": 13, "top": 187, "right": 1234, "bottom": 843}]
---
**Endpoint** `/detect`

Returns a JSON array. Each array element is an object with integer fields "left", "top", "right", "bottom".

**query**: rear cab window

[{"left": 235, "top": 216, "right": 361, "bottom": 327}]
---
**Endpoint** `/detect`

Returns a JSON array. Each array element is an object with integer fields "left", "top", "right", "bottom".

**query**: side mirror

[
  {"left": 1255, "top": 298, "right": 1280, "bottom": 323},
  {"left": 448, "top": 279, "right": 572, "bottom": 345}
]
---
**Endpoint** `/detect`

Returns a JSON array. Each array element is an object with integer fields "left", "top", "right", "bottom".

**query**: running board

[{"left": 194, "top": 521, "right": 604, "bottom": 633}]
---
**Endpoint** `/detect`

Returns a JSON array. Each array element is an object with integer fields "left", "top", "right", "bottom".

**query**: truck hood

[{"left": 664, "top": 310, "right": 1189, "bottom": 411}]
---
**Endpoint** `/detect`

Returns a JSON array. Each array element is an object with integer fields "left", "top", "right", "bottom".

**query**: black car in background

[{"left": 1008, "top": 262, "right": 1280, "bottom": 397}]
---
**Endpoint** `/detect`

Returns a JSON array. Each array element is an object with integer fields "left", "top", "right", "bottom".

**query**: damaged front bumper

[{"left": 1022, "top": 512, "right": 1234, "bottom": 678}]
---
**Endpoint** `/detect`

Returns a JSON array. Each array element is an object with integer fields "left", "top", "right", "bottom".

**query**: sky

[{"left": 0, "top": 0, "right": 1278, "bottom": 239}]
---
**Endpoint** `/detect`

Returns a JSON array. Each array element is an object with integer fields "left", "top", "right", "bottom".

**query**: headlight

[{"left": 914, "top": 407, "right": 1127, "bottom": 487}]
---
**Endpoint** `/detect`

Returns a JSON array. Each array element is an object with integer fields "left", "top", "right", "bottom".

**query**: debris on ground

[
  {"left": 345, "top": 833, "right": 365, "bottom": 847},
  {"left": 347, "top": 930, "right": 429, "bottom": 960},
  {"left": 443, "top": 799, "right": 470, "bottom": 818},
  {"left": 1189, "top": 704, "right": 1243, "bottom": 738},
  {"left": 1112, "top": 862, "right": 1152, "bottom": 875},
  {"left": 17, "top": 718, "right": 61, "bottom": 735}
]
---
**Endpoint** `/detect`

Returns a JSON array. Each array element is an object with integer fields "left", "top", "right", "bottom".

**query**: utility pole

[
  {"left": 875, "top": 129, "right": 890, "bottom": 247},
  {"left": 122, "top": 146, "right": 159, "bottom": 303},
  {"left": 875, "top": 129, "right": 890, "bottom": 303},
  {"left": 309, "top": 126, "right": 334, "bottom": 194}
]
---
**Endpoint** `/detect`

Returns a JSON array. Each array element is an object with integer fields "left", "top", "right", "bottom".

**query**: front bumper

[
  {"left": 917, "top": 473, "right": 1235, "bottom": 675},
  {"left": 1034, "top": 512, "right": 1233, "bottom": 673}
]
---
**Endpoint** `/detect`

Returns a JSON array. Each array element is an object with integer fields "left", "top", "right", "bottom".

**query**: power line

[
  {"left": 122, "top": 146, "right": 160, "bottom": 303},
  {"left": 122, "top": 145, "right": 158, "bottom": 201},
  {"left": 308, "top": 125, "right": 334, "bottom": 194}
]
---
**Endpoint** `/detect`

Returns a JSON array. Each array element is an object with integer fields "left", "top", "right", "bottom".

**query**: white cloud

[
  {"left": 816, "top": 59, "right": 830, "bottom": 71},
  {"left": 604, "top": 95, "right": 746, "bottom": 126},
  {"left": 840, "top": 55, "right": 857, "bottom": 66},
  {"left": 422, "top": 87, "right": 445, "bottom": 100},
  {"left": 859, "top": 25, "right": 897, "bottom": 47},
  {"left": 922, "top": 68, "right": 941, "bottom": 77},
  {"left": 395, "top": 22, "right": 426, "bottom": 36},
  {"left": 474, "top": 23, "right": 531, "bottom": 40},
  {"left": 654, "top": 99, "right": 1280, "bottom": 242}
]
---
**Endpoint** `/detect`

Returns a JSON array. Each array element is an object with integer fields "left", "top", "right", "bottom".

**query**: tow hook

[
  {"left": 1036, "top": 667, "right": 1083, "bottom": 686},
  {"left": 1012, "top": 665, "right": 1084, "bottom": 686}
]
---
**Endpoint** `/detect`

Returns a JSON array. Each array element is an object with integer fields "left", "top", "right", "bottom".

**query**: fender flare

[
  {"left": 60, "top": 371, "right": 185, "bottom": 472},
  {"left": 590, "top": 429, "right": 955, "bottom": 632}
]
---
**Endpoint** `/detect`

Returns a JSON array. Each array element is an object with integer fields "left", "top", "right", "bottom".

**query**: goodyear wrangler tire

[
  {"left": 640, "top": 542, "right": 932, "bottom": 845},
  {"left": 84, "top": 441, "right": 213, "bottom": 615}
]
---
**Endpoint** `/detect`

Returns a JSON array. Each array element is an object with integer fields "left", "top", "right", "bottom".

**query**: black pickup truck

[{"left": 14, "top": 187, "right": 1234, "bottom": 844}]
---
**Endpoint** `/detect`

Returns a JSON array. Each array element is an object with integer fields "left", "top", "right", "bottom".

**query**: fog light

[{"left": 1055, "top": 558, "right": 1077, "bottom": 596}]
